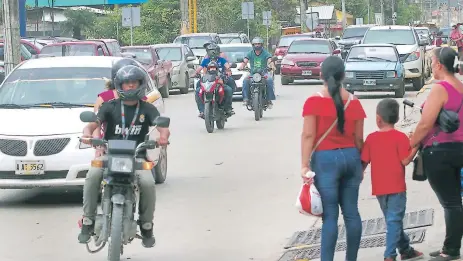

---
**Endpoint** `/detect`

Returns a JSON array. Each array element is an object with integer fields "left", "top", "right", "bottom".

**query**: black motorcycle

[
  {"left": 240, "top": 67, "right": 272, "bottom": 121},
  {"left": 79, "top": 111, "right": 170, "bottom": 261}
]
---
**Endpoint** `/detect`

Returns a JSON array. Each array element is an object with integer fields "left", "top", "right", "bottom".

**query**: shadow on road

[{"left": 0, "top": 187, "right": 83, "bottom": 207}]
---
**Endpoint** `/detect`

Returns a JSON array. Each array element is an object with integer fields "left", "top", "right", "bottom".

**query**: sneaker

[
  {"left": 225, "top": 109, "right": 235, "bottom": 116},
  {"left": 267, "top": 100, "right": 273, "bottom": 109},
  {"left": 430, "top": 250, "right": 442, "bottom": 257},
  {"left": 198, "top": 112, "right": 204, "bottom": 119},
  {"left": 428, "top": 254, "right": 461, "bottom": 261},
  {"left": 401, "top": 248, "right": 424, "bottom": 261},
  {"left": 78, "top": 218, "right": 94, "bottom": 244},
  {"left": 243, "top": 99, "right": 249, "bottom": 106},
  {"left": 384, "top": 257, "right": 396, "bottom": 261},
  {"left": 139, "top": 222, "right": 156, "bottom": 248}
]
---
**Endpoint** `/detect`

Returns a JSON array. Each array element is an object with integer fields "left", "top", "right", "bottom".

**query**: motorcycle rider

[
  {"left": 79, "top": 64, "right": 170, "bottom": 248},
  {"left": 238, "top": 37, "right": 276, "bottom": 107},
  {"left": 201, "top": 41, "right": 237, "bottom": 91},
  {"left": 194, "top": 43, "right": 234, "bottom": 118}
]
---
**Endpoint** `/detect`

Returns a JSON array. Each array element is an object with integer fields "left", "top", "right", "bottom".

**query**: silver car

[{"left": 154, "top": 43, "right": 198, "bottom": 93}]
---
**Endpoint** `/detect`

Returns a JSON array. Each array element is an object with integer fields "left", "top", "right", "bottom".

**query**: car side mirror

[
  {"left": 332, "top": 49, "right": 341, "bottom": 55},
  {"left": 236, "top": 57, "right": 244, "bottom": 63},
  {"left": 153, "top": 116, "right": 170, "bottom": 128},
  {"left": 187, "top": 63, "right": 194, "bottom": 69},
  {"left": 419, "top": 39, "right": 427, "bottom": 46},
  {"left": 186, "top": 56, "right": 195, "bottom": 62},
  {"left": 230, "top": 63, "right": 237, "bottom": 68},
  {"left": 80, "top": 111, "right": 97, "bottom": 123},
  {"left": 335, "top": 36, "right": 341, "bottom": 40}
]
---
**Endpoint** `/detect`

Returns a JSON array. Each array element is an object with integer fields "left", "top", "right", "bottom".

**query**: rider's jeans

[
  {"left": 242, "top": 73, "right": 275, "bottom": 101},
  {"left": 83, "top": 156, "right": 157, "bottom": 225},
  {"left": 195, "top": 81, "right": 233, "bottom": 112}
]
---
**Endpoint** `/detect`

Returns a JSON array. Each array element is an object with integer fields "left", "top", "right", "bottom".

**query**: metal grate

[
  {"left": 33, "top": 138, "right": 70, "bottom": 156},
  {"left": 355, "top": 71, "right": 385, "bottom": 80},
  {"left": 296, "top": 61, "right": 318, "bottom": 67},
  {"left": 0, "top": 139, "right": 27, "bottom": 156},
  {"left": 231, "top": 74, "right": 243, "bottom": 80},
  {"left": 284, "top": 209, "right": 434, "bottom": 248},
  {"left": 278, "top": 229, "right": 427, "bottom": 261}
]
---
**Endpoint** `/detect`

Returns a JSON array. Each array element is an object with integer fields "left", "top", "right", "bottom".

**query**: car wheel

[
  {"left": 153, "top": 147, "right": 167, "bottom": 184},
  {"left": 281, "top": 76, "right": 291, "bottom": 85},
  {"left": 412, "top": 75, "right": 424, "bottom": 91},
  {"left": 394, "top": 81, "right": 406, "bottom": 98},
  {"left": 180, "top": 73, "right": 189, "bottom": 94},
  {"left": 159, "top": 77, "right": 170, "bottom": 98}
]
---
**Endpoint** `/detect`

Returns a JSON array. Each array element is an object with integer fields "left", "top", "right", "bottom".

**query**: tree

[{"left": 61, "top": 9, "right": 97, "bottom": 39}]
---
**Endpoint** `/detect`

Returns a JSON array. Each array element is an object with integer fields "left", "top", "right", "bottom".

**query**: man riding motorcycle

[
  {"left": 238, "top": 37, "right": 276, "bottom": 107},
  {"left": 79, "top": 64, "right": 170, "bottom": 248},
  {"left": 194, "top": 43, "right": 234, "bottom": 118}
]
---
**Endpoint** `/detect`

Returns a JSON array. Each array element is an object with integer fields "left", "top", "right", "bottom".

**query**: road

[{"left": 0, "top": 77, "right": 429, "bottom": 261}]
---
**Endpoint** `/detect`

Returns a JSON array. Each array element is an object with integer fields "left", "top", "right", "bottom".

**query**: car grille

[
  {"left": 296, "top": 61, "right": 318, "bottom": 67},
  {"left": 355, "top": 71, "right": 385, "bottom": 80},
  {"left": 0, "top": 170, "right": 70, "bottom": 180},
  {"left": 0, "top": 139, "right": 27, "bottom": 156},
  {"left": 33, "top": 138, "right": 70, "bottom": 156},
  {"left": 231, "top": 74, "right": 243, "bottom": 80}
]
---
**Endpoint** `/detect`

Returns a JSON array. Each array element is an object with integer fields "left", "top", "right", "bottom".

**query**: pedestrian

[
  {"left": 300, "top": 56, "right": 366, "bottom": 261},
  {"left": 360, "top": 98, "right": 423, "bottom": 261},
  {"left": 410, "top": 47, "right": 463, "bottom": 261}
]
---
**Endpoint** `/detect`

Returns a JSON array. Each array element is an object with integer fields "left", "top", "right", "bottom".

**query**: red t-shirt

[
  {"left": 360, "top": 129, "right": 411, "bottom": 196},
  {"left": 302, "top": 96, "right": 366, "bottom": 151}
]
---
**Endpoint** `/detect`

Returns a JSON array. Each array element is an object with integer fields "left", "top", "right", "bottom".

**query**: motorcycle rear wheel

[
  {"left": 204, "top": 102, "right": 214, "bottom": 133},
  {"left": 108, "top": 204, "right": 124, "bottom": 261}
]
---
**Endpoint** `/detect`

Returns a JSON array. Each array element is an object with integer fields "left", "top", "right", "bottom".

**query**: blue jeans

[
  {"left": 311, "top": 147, "right": 363, "bottom": 261},
  {"left": 376, "top": 192, "right": 412, "bottom": 258},
  {"left": 195, "top": 80, "right": 233, "bottom": 113},
  {"left": 242, "top": 73, "right": 276, "bottom": 100}
]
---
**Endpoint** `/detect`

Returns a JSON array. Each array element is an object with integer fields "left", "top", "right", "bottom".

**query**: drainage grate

[
  {"left": 278, "top": 229, "right": 427, "bottom": 261},
  {"left": 284, "top": 209, "right": 433, "bottom": 248}
]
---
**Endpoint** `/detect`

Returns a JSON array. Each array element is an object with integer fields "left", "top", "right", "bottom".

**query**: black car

[{"left": 337, "top": 24, "right": 375, "bottom": 59}]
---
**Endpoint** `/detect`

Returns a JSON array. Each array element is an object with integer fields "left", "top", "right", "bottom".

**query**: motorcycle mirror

[
  {"left": 80, "top": 111, "right": 98, "bottom": 123},
  {"left": 153, "top": 116, "right": 170, "bottom": 128},
  {"left": 144, "top": 140, "right": 157, "bottom": 150}
]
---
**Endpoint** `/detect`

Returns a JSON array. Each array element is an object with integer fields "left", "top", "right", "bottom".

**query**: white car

[
  {"left": 362, "top": 25, "right": 428, "bottom": 91},
  {"left": 0, "top": 56, "right": 167, "bottom": 189},
  {"left": 218, "top": 43, "right": 252, "bottom": 97}
]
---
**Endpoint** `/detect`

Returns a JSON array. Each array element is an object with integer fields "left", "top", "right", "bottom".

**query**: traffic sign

[
  {"left": 263, "top": 11, "right": 271, "bottom": 26},
  {"left": 242, "top": 2, "right": 254, "bottom": 20}
]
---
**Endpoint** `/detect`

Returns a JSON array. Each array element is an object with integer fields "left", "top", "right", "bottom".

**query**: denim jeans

[
  {"left": 311, "top": 147, "right": 363, "bottom": 261},
  {"left": 242, "top": 73, "right": 276, "bottom": 101},
  {"left": 195, "top": 80, "right": 233, "bottom": 113},
  {"left": 376, "top": 192, "right": 412, "bottom": 258}
]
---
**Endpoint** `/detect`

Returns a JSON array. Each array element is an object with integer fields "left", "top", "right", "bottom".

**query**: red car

[
  {"left": 280, "top": 38, "right": 341, "bottom": 85},
  {"left": 273, "top": 33, "right": 316, "bottom": 74},
  {"left": 39, "top": 41, "right": 110, "bottom": 57},
  {"left": 88, "top": 39, "right": 123, "bottom": 56},
  {"left": 121, "top": 46, "right": 173, "bottom": 98}
]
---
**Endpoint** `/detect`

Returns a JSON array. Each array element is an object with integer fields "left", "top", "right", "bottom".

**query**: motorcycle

[
  {"left": 195, "top": 71, "right": 229, "bottom": 133},
  {"left": 78, "top": 111, "right": 170, "bottom": 261},
  {"left": 240, "top": 67, "right": 272, "bottom": 121}
]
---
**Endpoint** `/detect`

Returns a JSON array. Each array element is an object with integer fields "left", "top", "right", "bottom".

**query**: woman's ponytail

[{"left": 327, "top": 76, "right": 345, "bottom": 133}]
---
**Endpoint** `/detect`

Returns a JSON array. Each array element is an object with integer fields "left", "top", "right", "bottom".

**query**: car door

[{"left": 144, "top": 70, "right": 164, "bottom": 163}]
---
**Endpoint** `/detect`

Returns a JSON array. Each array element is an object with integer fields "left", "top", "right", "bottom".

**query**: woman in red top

[{"left": 300, "top": 56, "right": 366, "bottom": 261}]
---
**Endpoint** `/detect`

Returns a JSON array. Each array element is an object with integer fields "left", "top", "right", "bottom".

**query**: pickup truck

[
  {"left": 121, "top": 45, "right": 173, "bottom": 98},
  {"left": 39, "top": 41, "right": 110, "bottom": 57}
]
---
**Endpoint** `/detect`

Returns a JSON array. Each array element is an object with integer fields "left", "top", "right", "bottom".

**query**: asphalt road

[{"left": 0, "top": 76, "right": 422, "bottom": 261}]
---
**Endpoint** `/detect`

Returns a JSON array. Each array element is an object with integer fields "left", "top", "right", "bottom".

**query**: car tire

[
  {"left": 394, "top": 81, "right": 406, "bottom": 98},
  {"left": 281, "top": 76, "right": 291, "bottom": 85},
  {"left": 412, "top": 75, "right": 424, "bottom": 91},
  {"left": 153, "top": 147, "right": 167, "bottom": 184},
  {"left": 180, "top": 73, "right": 189, "bottom": 94},
  {"left": 159, "top": 77, "right": 170, "bottom": 98}
]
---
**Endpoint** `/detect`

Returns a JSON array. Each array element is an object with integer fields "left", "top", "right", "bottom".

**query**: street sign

[
  {"left": 374, "top": 13, "right": 382, "bottom": 25},
  {"left": 122, "top": 7, "right": 141, "bottom": 27},
  {"left": 263, "top": 11, "right": 271, "bottom": 26},
  {"left": 355, "top": 17, "right": 363, "bottom": 25},
  {"left": 305, "top": 12, "right": 319, "bottom": 31},
  {"left": 241, "top": 2, "right": 254, "bottom": 19}
]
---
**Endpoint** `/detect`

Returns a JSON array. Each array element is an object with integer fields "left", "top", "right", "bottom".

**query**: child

[{"left": 361, "top": 98, "right": 423, "bottom": 261}]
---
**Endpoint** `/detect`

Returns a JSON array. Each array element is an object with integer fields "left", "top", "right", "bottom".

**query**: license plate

[
  {"left": 363, "top": 79, "right": 376, "bottom": 85},
  {"left": 302, "top": 70, "right": 312, "bottom": 76},
  {"left": 15, "top": 160, "right": 45, "bottom": 175}
]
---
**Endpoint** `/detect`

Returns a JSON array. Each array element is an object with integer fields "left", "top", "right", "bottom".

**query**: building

[{"left": 25, "top": 0, "right": 147, "bottom": 7}]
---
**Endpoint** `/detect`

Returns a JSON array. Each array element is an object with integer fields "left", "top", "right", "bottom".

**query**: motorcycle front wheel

[
  {"left": 108, "top": 204, "right": 124, "bottom": 261},
  {"left": 204, "top": 102, "right": 214, "bottom": 133},
  {"left": 252, "top": 91, "right": 261, "bottom": 121}
]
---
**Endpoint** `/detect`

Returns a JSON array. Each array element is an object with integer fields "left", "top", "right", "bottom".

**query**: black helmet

[
  {"left": 206, "top": 43, "right": 220, "bottom": 59},
  {"left": 203, "top": 40, "right": 214, "bottom": 49},
  {"left": 113, "top": 65, "right": 147, "bottom": 101},
  {"left": 110, "top": 58, "right": 140, "bottom": 89},
  {"left": 207, "top": 61, "right": 219, "bottom": 69}
]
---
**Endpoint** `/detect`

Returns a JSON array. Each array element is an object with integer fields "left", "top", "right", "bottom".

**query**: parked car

[
  {"left": 218, "top": 33, "right": 250, "bottom": 44},
  {"left": 336, "top": 24, "right": 375, "bottom": 59},
  {"left": 121, "top": 46, "right": 173, "bottom": 98},
  {"left": 0, "top": 56, "right": 167, "bottom": 189},
  {"left": 88, "top": 39, "right": 123, "bottom": 56},
  {"left": 13, "top": 39, "right": 43, "bottom": 55},
  {"left": 272, "top": 33, "right": 316, "bottom": 74},
  {"left": 362, "top": 25, "right": 428, "bottom": 91},
  {"left": 219, "top": 43, "right": 252, "bottom": 97},
  {"left": 280, "top": 38, "right": 341, "bottom": 85},
  {"left": 0, "top": 42, "right": 33, "bottom": 61},
  {"left": 22, "top": 36, "right": 78, "bottom": 46},
  {"left": 343, "top": 44, "right": 406, "bottom": 98},
  {"left": 39, "top": 41, "right": 110, "bottom": 57},
  {"left": 152, "top": 43, "right": 197, "bottom": 94},
  {"left": 173, "top": 33, "right": 222, "bottom": 63}
]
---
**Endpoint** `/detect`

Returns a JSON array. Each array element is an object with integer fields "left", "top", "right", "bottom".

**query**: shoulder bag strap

[{"left": 311, "top": 93, "right": 353, "bottom": 156}]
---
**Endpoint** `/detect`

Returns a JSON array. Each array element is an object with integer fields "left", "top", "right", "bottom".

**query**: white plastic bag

[{"left": 295, "top": 171, "right": 323, "bottom": 216}]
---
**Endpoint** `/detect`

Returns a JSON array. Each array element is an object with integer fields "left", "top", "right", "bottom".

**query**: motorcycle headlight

[
  {"left": 277, "top": 55, "right": 283, "bottom": 59},
  {"left": 345, "top": 71, "right": 354, "bottom": 78},
  {"left": 109, "top": 157, "right": 134, "bottom": 173},
  {"left": 252, "top": 73, "right": 262, "bottom": 82},
  {"left": 385, "top": 71, "right": 396, "bottom": 78}
]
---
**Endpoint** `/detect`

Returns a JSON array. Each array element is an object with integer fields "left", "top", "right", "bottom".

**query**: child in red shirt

[{"left": 361, "top": 98, "right": 423, "bottom": 261}]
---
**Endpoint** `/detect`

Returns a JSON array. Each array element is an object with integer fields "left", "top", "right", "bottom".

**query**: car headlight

[
  {"left": 252, "top": 73, "right": 262, "bottom": 82},
  {"left": 277, "top": 55, "right": 283, "bottom": 59},
  {"left": 385, "top": 71, "right": 396, "bottom": 78},
  {"left": 405, "top": 51, "right": 420, "bottom": 62},
  {"left": 281, "top": 59, "right": 295, "bottom": 66},
  {"left": 345, "top": 71, "right": 354, "bottom": 78},
  {"left": 109, "top": 157, "right": 134, "bottom": 173}
]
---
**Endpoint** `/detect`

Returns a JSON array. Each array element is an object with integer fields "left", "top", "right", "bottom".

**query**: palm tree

[{"left": 60, "top": 9, "right": 96, "bottom": 39}]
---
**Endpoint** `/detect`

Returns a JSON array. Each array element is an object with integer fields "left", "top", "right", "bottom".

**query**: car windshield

[
  {"left": 347, "top": 46, "right": 398, "bottom": 62},
  {"left": 363, "top": 29, "right": 416, "bottom": 45},
  {"left": 0, "top": 67, "right": 110, "bottom": 106},
  {"left": 278, "top": 36, "right": 313, "bottom": 47},
  {"left": 220, "top": 46, "right": 253, "bottom": 63},
  {"left": 156, "top": 47, "right": 182, "bottom": 61},
  {"left": 287, "top": 40, "right": 330, "bottom": 54},
  {"left": 342, "top": 27, "right": 369, "bottom": 39},
  {"left": 220, "top": 37, "right": 242, "bottom": 44},
  {"left": 174, "top": 36, "right": 211, "bottom": 48},
  {"left": 41, "top": 44, "right": 95, "bottom": 56},
  {"left": 123, "top": 48, "right": 152, "bottom": 64}
]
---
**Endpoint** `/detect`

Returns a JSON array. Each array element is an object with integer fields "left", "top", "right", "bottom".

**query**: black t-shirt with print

[{"left": 97, "top": 99, "right": 160, "bottom": 156}]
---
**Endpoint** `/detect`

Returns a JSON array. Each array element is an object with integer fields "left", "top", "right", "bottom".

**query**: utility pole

[
  {"left": 341, "top": 0, "right": 347, "bottom": 29},
  {"left": 2, "top": 0, "right": 21, "bottom": 74},
  {"left": 392, "top": 0, "right": 396, "bottom": 25},
  {"left": 367, "top": 0, "right": 370, "bottom": 24},
  {"left": 180, "top": 0, "right": 188, "bottom": 34},
  {"left": 300, "top": 0, "right": 307, "bottom": 32},
  {"left": 448, "top": 0, "right": 451, "bottom": 27},
  {"left": 380, "top": 0, "right": 384, "bottom": 25}
]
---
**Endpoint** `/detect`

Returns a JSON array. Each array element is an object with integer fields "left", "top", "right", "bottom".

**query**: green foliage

[{"left": 61, "top": 9, "right": 97, "bottom": 39}]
